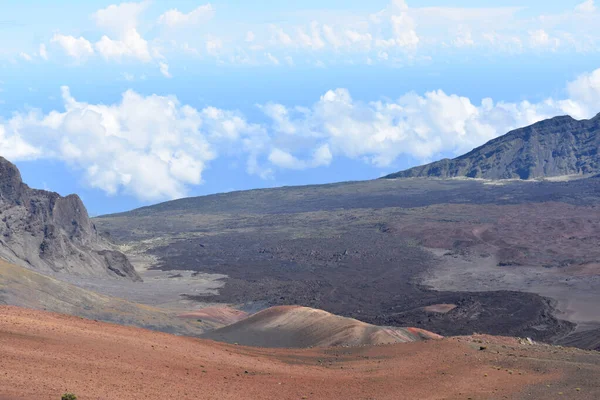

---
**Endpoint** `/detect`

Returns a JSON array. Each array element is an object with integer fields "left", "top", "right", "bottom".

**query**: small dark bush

[{"left": 62, "top": 393, "right": 77, "bottom": 400}]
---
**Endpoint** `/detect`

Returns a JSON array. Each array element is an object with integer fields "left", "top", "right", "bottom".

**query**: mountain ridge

[
  {"left": 384, "top": 113, "right": 600, "bottom": 180},
  {"left": 0, "top": 156, "right": 140, "bottom": 281}
]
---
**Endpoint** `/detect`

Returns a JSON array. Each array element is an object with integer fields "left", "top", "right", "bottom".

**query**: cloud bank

[
  {"left": 1, "top": 68, "right": 599, "bottom": 201},
  {"left": 22, "top": 0, "right": 600, "bottom": 69}
]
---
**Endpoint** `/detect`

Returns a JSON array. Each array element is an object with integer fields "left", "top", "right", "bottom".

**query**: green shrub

[{"left": 62, "top": 393, "right": 77, "bottom": 400}]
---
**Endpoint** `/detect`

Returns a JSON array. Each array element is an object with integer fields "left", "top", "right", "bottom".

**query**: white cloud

[
  {"left": 95, "top": 28, "right": 152, "bottom": 62},
  {"left": 266, "top": 52, "right": 280, "bottom": 65},
  {"left": 205, "top": 38, "right": 223, "bottom": 56},
  {"left": 51, "top": 34, "right": 95, "bottom": 60},
  {"left": 270, "top": 25, "right": 294, "bottom": 47},
  {"left": 158, "top": 4, "right": 215, "bottom": 27},
  {"left": 0, "top": 125, "right": 40, "bottom": 160},
  {"left": 322, "top": 25, "right": 343, "bottom": 49},
  {"left": 575, "top": 0, "right": 596, "bottom": 13},
  {"left": 19, "top": 52, "right": 33, "bottom": 61},
  {"left": 36, "top": 1, "right": 600, "bottom": 68},
  {"left": 53, "top": 2, "right": 156, "bottom": 64},
  {"left": 159, "top": 62, "right": 172, "bottom": 78},
  {"left": 269, "top": 144, "right": 332, "bottom": 170},
  {"left": 390, "top": 11, "right": 419, "bottom": 49},
  {"left": 93, "top": 1, "right": 149, "bottom": 34},
  {"left": 528, "top": 29, "right": 560, "bottom": 49},
  {"left": 452, "top": 25, "right": 474, "bottom": 47},
  {"left": 0, "top": 87, "right": 270, "bottom": 200},
  {"left": 48, "top": 4, "right": 156, "bottom": 64},
  {"left": 564, "top": 68, "right": 600, "bottom": 118},
  {"left": 39, "top": 44, "right": 48, "bottom": 60},
  {"left": 296, "top": 22, "right": 326, "bottom": 50},
  {"left": 3, "top": 67, "right": 600, "bottom": 196},
  {"left": 260, "top": 68, "right": 600, "bottom": 168},
  {"left": 529, "top": 29, "right": 549, "bottom": 46},
  {"left": 345, "top": 30, "right": 373, "bottom": 50}
]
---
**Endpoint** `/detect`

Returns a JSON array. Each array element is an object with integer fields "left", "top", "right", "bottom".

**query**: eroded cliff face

[
  {"left": 0, "top": 157, "right": 140, "bottom": 281},
  {"left": 385, "top": 114, "right": 600, "bottom": 180}
]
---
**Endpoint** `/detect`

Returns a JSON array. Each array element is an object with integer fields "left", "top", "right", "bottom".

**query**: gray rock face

[
  {"left": 0, "top": 157, "right": 140, "bottom": 281},
  {"left": 384, "top": 114, "right": 600, "bottom": 180}
]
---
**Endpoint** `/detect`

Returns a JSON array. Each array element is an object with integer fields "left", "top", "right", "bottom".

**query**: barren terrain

[
  {"left": 2, "top": 306, "right": 600, "bottom": 400},
  {"left": 95, "top": 176, "right": 600, "bottom": 347},
  {"left": 202, "top": 305, "right": 442, "bottom": 348}
]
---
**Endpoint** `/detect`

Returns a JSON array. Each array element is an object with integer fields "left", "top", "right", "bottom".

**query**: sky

[{"left": 1, "top": 0, "right": 600, "bottom": 215}]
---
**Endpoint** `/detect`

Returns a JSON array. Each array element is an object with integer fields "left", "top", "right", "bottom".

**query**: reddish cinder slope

[
  {"left": 202, "top": 305, "right": 441, "bottom": 348},
  {"left": 2, "top": 306, "right": 600, "bottom": 400}
]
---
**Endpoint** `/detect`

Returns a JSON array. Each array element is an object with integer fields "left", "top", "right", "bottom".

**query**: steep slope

[
  {"left": 384, "top": 114, "right": 600, "bottom": 180},
  {"left": 202, "top": 305, "right": 442, "bottom": 348},
  {"left": 3, "top": 306, "right": 600, "bottom": 400},
  {"left": 0, "top": 157, "right": 139, "bottom": 280},
  {"left": 0, "top": 259, "right": 209, "bottom": 335}
]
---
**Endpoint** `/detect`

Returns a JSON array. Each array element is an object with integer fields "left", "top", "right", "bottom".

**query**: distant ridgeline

[{"left": 384, "top": 114, "right": 600, "bottom": 180}]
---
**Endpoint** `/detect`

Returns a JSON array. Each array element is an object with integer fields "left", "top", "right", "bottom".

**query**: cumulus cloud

[
  {"left": 260, "top": 68, "right": 600, "bottom": 167},
  {"left": 206, "top": 1, "right": 600, "bottom": 65},
  {"left": 35, "top": 1, "right": 600, "bottom": 68},
  {"left": 575, "top": 0, "right": 596, "bottom": 13},
  {"left": 95, "top": 28, "right": 152, "bottom": 62},
  {"left": 39, "top": 44, "right": 48, "bottom": 60},
  {"left": 51, "top": 34, "right": 95, "bottom": 60},
  {"left": 19, "top": 52, "right": 33, "bottom": 62},
  {"left": 564, "top": 68, "right": 600, "bottom": 118},
  {"left": 270, "top": 25, "right": 294, "bottom": 47},
  {"left": 262, "top": 1, "right": 421, "bottom": 57},
  {"left": 2, "top": 68, "right": 600, "bottom": 199},
  {"left": 452, "top": 25, "right": 474, "bottom": 47},
  {"left": 389, "top": 2, "right": 419, "bottom": 49},
  {"left": 529, "top": 29, "right": 560, "bottom": 49},
  {"left": 0, "top": 88, "right": 262, "bottom": 201},
  {"left": 51, "top": 2, "right": 156, "bottom": 64},
  {"left": 158, "top": 4, "right": 215, "bottom": 27},
  {"left": 205, "top": 38, "right": 223, "bottom": 56},
  {"left": 0, "top": 125, "right": 40, "bottom": 160},
  {"left": 266, "top": 53, "right": 280, "bottom": 65},
  {"left": 269, "top": 144, "right": 332, "bottom": 170},
  {"left": 159, "top": 62, "right": 172, "bottom": 78},
  {"left": 93, "top": 1, "right": 149, "bottom": 34}
]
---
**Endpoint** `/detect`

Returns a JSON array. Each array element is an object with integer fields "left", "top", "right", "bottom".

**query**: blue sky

[{"left": 1, "top": 0, "right": 600, "bottom": 215}]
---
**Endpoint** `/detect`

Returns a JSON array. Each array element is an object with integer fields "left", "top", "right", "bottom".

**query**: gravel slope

[{"left": 2, "top": 306, "right": 600, "bottom": 400}]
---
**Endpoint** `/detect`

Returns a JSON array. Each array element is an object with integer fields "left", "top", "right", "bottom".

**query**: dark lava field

[{"left": 95, "top": 176, "right": 600, "bottom": 347}]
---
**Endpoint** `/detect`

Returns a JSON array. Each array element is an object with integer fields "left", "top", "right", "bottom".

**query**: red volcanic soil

[{"left": 2, "top": 306, "right": 600, "bottom": 400}]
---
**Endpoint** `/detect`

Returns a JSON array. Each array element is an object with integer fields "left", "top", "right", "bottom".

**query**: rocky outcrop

[
  {"left": 0, "top": 157, "right": 140, "bottom": 281},
  {"left": 384, "top": 114, "right": 600, "bottom": 180}
]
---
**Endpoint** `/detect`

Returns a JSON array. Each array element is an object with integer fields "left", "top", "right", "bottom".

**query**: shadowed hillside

[
  {"left": 384, "top": 114, "right": 600, "bottom": 180},
  {"left": 0, "top": 157, "right": 139, "bottom": 281}
]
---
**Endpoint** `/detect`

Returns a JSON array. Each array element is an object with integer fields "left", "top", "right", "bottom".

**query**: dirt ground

[{"left": 2, "top": 306, "right": 600, "bottom": 400}]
